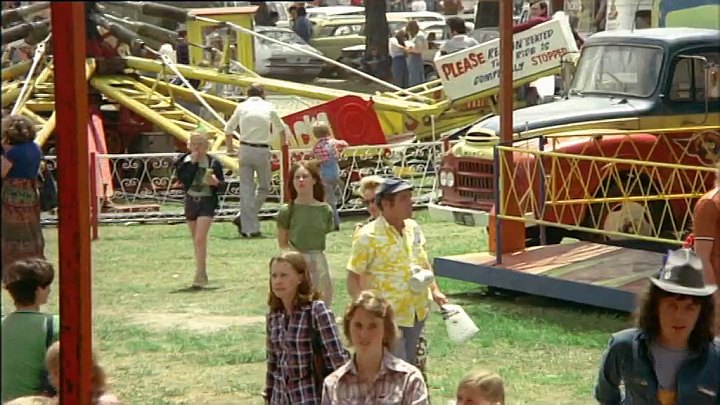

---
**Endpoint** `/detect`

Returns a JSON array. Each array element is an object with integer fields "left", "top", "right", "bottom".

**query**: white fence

[{"left": 41, "top": 141, "right": 446, "bottom": 224}]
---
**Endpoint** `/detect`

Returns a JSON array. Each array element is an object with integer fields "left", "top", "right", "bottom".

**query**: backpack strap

[{"left": 45, "top": 314, "right": 54, "bottom": 349}]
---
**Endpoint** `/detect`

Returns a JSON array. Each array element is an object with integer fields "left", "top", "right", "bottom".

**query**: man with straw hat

[{"left": 595, "top": 248, "right": 719, "bottom": 405}]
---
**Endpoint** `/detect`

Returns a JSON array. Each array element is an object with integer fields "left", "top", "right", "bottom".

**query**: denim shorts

[{"left": 184, "top": 195, "right": 215, "bottom": 220}]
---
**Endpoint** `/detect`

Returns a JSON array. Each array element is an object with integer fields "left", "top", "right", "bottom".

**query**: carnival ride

[{"left": 2, "top": 1, "right": 566, "bottom": 157}]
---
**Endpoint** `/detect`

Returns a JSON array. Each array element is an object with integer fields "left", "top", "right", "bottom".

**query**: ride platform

[{"left": 433, "top": 241, "right": 665, "bottom": 312}]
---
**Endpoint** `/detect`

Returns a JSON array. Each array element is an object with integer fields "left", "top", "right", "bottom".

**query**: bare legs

[{"left": 187, "top": 216, "right": 213, "bottom": 287}]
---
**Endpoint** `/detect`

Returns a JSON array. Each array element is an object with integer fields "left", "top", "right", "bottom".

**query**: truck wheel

[
  {"left": 584, "top": 176, "right": 664, "bottom": 242},
  {"left": 525, "top": 225, "right": 565, "bottom": 247}
]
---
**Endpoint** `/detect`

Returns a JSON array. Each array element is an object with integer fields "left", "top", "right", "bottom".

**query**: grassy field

[{"left": 2, "top": 211, "right": 630, "bottom": 404}]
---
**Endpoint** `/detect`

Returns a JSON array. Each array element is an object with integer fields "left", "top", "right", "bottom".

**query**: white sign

[{"left": 434, "top": 15, "right": 579, "bottom": 101}]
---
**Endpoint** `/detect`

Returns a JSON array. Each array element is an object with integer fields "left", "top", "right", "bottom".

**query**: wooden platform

[{"left": 433, "top": 241, "right": 665, "bottom": 312}]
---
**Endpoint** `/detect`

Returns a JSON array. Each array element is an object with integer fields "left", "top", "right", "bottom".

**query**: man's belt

[{"left": 240, "top": 141, "right": 270, "bottom": 149}]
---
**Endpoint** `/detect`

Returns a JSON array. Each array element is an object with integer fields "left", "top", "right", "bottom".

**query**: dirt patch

[{"left": 125, "top": 312, "right": 264, "bottom": 333}]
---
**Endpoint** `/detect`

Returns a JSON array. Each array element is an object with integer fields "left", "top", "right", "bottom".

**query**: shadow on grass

[
  {"left": 170, "top": 286, "right": 223, "bottom": 293},
  {"left": 445, "top": 287, "right": 630, "bottom": 335}
]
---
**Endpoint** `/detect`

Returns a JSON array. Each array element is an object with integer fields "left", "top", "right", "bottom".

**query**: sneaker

[
  {"left": 241, "top": 232, "right": 263, "bottom": 238},
  {"left": 232, "top": 216, "right": 242, "bottom": 235},
  {"left": 192, "top": 272, "right": 208, "bottom": 288}
]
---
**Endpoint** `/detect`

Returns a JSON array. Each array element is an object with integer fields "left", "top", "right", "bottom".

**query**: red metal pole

[
  {"left": 90, "top": 152, "right": 99, "bottom": 240},
  {"left": 281, "top": 144, "right": 290, "bottom": 203},
  {"left": 489, "top": 0, "right": 526, "bottom": 254},
  {"left": 51, "top": 3, "right": 93, "bottom": 404}
]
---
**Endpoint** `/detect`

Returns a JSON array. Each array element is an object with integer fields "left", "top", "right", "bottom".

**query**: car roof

[
  {"left": 255, "top": 25, "right": 292, "bottom": 31},
  {"left": 387, "top": 11, "right": 445, "bottom": 20},
  {"left": 586, "top": 28, "right": 720, "bottom": 49},
  {"left": 311, "top": 15, "right": 409, "bottom": 25},
  {"left": 306, "top": 6, "right": 364, "bottom": 15}
]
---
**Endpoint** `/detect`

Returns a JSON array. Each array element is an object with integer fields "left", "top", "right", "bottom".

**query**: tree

[
  {"left": 364, "top": 0, "right": 390, "bottom": 80},
  {"left": 475, "top": 0, "right": 499, "bottom": 29}
]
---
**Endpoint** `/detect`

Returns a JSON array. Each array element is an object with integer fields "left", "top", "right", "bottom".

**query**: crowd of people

[{"left": 2, "top": 82, "right": 720, "bottom": 403}]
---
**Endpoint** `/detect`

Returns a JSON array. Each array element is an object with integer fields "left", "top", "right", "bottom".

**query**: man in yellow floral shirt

[{"left": 347, "top": 178, "right": 448, "bottom": 365}]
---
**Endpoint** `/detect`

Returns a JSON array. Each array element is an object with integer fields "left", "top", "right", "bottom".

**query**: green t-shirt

[
  {"left": 187, "top": 158, "right": 213, "bottom": 197},
  {"left": 276, "top": 203, "right": 334, "bottom": 251},
  {"left": 1, "top": 311, "right": 60, "bottom": 402}
]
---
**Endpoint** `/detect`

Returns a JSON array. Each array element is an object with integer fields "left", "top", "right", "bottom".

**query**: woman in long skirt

[{"left": 1, "top": 115, "right": 45, "bottom": 283}]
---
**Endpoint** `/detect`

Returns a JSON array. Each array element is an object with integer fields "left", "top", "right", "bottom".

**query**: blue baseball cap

[{"left": 375, "top": 178, "right": 413, "bottom": 205}]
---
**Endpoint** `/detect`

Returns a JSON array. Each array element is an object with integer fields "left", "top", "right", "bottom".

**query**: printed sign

[{"left": 434, "top": 15, "right": 579, "bottom": 101}]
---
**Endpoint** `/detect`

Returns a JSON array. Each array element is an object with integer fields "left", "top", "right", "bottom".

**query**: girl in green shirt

[{"left": 277, "top": 161, "right": 335, "bottom": 306}]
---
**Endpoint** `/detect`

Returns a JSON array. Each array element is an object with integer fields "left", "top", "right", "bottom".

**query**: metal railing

[{"left": 40, "top": 140, "right": 447, "bottom": 225}]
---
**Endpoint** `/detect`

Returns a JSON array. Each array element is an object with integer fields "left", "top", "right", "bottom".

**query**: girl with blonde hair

[
  {"left": 455, "top": 370, "right": 505, "bottom": 405},
  {"left": 174, "top": 131, "right": 224, "bottom": 288},
  {"left": 265, "top": 252, "right": 348, "bottom": 404},
  {"left": 322, "top": 290, "right": 428, "bottom": 404},
  {"left": 44, "top": 341, "right": 122, "bottom": 404}
]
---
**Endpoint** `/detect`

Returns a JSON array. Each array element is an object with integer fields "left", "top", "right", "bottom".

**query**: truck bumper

[{"left": 428, "top": 202, "right": 536, "bottom": 227}]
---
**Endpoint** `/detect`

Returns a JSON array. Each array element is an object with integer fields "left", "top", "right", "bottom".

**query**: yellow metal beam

[
  {"left": 122, "top": 56, "right": 443, "bottom": 115},
  {"left": 1, "top": 61, "right": 31, "bottom": 81},
  {"left": 136, "top": 77, "right": 238, "bottom": 117},
  {"left": 90, "top": 75, "right": 239, "bottom": 170},
  {"left": 35, "top": 112, "right": 56, "bottom": 146}
]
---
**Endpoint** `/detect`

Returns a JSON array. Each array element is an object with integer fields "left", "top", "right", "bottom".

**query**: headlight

[
  {"left": 439, "top": 171, "right": 448, "bottom": 186},
  {"left": 446, "top": 172, "right": 455, "bottom": 187}
]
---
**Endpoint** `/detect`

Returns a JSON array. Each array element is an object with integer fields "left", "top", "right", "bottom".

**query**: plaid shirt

[
  {"left": 321, "top": 351, "right": 428, "bottom": 405},
  {"left": 312, "top": 137, "right": 348, "bottom": 163},
  {"left": 266, "top": 300, "right": 349, "bottom": 404}
]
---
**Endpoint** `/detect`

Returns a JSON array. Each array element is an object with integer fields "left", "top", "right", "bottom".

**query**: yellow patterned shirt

[{"left": 346, "top": 217, "right": 433, "bottom": 328}]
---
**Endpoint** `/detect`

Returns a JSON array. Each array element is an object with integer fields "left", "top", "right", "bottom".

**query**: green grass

[{"left": 2, "top": 211, "right": 630, "bottom": 404}]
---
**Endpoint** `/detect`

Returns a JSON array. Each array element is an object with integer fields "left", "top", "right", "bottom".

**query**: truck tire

[{"left": 582, "top": 174, "right": 665, "bottom": 244}]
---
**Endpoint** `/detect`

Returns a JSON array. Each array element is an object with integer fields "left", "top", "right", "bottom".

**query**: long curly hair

[
  {"left": 287, "top": 160, "right": 324, "bottom": 203},
  {"left": 2, "top": 115, "right": 36, "bottom": 145},
  {"left": 634, "top": 284, "right": 716, "bottom": 353},
  {"left": 267, "top": 252, "right": 320, "bottom": 312}
]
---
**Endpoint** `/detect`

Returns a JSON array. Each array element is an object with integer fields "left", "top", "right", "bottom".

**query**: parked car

[
  {"left": 306, "top": 5, "right": 365, "bottom": 19},
  {"left": 387, "top": 11, "right": 445, "bottom": 24},
  {"left": 310, "top": 15, "right": 410, "bottom": 75},
  {"left": 254, "top": 26, "right": 325, "bottom": 82}
]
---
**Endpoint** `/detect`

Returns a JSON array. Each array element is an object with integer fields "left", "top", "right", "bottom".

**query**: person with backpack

[
  {"left": 1, "top": 115, "right": 46, "bottom": 281},
  {"left": 265, "top": 252, "right": 349, "bottom": 404},
  {"left": 277, "top": 161, "right": 336, "bottom": 307},
  {"left": 174, "top": 131, "right": 225, "bottom": 288},
  {"left": 321, "top": 290, "right": 428, "bottom": 404},
  {"left": 1, "top": 259, "right": 59, "bottom": 402}
]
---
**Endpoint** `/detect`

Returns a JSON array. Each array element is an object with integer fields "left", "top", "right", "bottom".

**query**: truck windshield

[{"left": 570, "top": 45, "right": 664, "bottom": 97}]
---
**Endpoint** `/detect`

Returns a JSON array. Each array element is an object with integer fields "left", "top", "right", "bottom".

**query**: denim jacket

[{"left": 595, "top": 328, "right": 720, "bottom": 405}]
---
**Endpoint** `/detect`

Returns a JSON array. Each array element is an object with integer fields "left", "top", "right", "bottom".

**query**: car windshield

[
  {"left": 570, "top": 45, "right": 664, "bottom": 97},
  {"left": 257, "top": 30, "right": 307, "bottom": 45}
]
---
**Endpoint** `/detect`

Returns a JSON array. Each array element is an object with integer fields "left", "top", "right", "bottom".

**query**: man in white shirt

[
  {"left": 224, "top": 84, "right": 287, "bottom": 238},
  {"left": 411, "top": 0, "right": 427, "bottom": 11},
  {"left": 439, "top": 17, "right": 479, "bottom": 56}
]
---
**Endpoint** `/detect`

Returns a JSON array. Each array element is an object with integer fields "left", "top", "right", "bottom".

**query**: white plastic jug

[
  {"left": 441, "top": 304, "right": 479, "bottom": 345},
  {"left": 409, "top": 265, "right": 435, "bottom": 294}
]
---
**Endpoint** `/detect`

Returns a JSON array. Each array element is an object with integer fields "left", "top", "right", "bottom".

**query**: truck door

[{"left": 663, "top": 48, "right": 720, "bottom": 123}]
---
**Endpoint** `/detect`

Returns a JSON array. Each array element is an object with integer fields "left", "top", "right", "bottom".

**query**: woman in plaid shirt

[
  {"left": 321, "top": 291, "right": 429, "bottom": 404},
  {"left": 265, "top": 252, "right": 349, "bottom": 404}
]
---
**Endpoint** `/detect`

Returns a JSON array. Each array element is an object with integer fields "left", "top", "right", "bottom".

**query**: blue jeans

[
  {"left": 322, "top": 177, "right": 341, "bottom": 228},
  {"left": 391, "top": 55, "right": 409, "bottom": 88},
  {"left": 392, "top": 315, "right": 426, "bottom": 365},
  {"left": 407, "top": 53, "right": 425, "bottom": 87}
]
